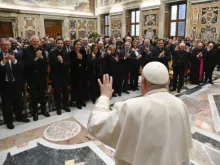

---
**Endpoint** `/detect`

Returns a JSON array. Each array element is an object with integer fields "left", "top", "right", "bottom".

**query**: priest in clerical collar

[{"left": 88, "top": 62, "right": 192, "bottom": 165}]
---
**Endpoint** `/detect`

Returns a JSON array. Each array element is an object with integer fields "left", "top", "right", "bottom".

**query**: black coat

[
  {"left": 49, "top": 48, "right": 70, "bottom": 79},
  {"left": 0, "top": 52, "right": 24, "bottom": 90},
  {"left": 150, "top": 47, "right": 171, "bottom": 69},
  {"left": 204, "top": 48, "right": 218, "bottom": 70},
  {"left": 22, "top": 45, "right": 48, "bottom": 79},
  {"left": 105, "top": 53, "right": 121, "bottom": 77},
  {"left": 172, "top": 50, "right": 190, "bottom": 70},
  {"left": 119, "top": 49, "right": 136, "bottom": 73}
]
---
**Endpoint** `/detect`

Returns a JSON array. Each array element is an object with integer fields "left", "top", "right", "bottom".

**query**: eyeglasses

[{"left": 1, "top": 44, "right": 11, "bottom": 47}]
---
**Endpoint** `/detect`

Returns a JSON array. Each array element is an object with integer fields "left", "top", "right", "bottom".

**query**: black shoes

[
  {"left": 64, "top": 106, "right": 71, "bottom": 112},
  {"left": 16, "top": 117, "right": 30, "bottom": 123},
  {"left": 57, "top": 109, "right": 62, "bottom": 115},
  {"left": 42, "top": 111, "right": 50, "bottom": 117},
  {"left": 92, "top": 98, "right": 96, "bottom": 104},
  {"left": 112, "top": 93, "right": 117, "bottom": 97},
  {"left": 81, "top": 102, "right": 86, "bottom": 107},
  {"left": 33, "top": 113, "right": 38, "bottom": 121},
  {"left": 209, "top": 81, "right": 214, "bottom": 85},
  {"left": 123, "top": 91, "right": 130, "bottom": 94},
  {"left": 118, "top": 93, "right": 121, "bottom": 96},
  {"left": 177, "top": 89, "right": 181, "bottom": 93},
  {"left": 76, "top": 104, "right": 82, "bottom": 109},
  {"left": 7, "top": 123, "right": 14, "bottom": 129}
]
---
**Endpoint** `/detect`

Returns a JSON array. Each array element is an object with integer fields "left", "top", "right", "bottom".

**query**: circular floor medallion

[{"left": 44, "top": 121, "right": 81, "bottom": 141}]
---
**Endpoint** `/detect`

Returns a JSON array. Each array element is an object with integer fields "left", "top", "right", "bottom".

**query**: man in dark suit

[
  {"left": 0, "top": 38, "right": 30, "bottom": 129},
  {"left": 171, "top": 43, "right": 190, "bottom": 93},
  {"left": 22, "top": 35, "right": 50, "bottom": 121},
  {"left": 49, "top": 39, "right": 71, "bottom": 115},
  {"left": 204, "top": 43, "right": 217, "bottom": 84},
  {"left": 150, "top": 39, "right": 171, "bottom": 69},
  {"left": 64, "top": 38, "right": 74, "bottom": 53},
  {"left": 119, "top": 42, "right": 135, "bottom": 94}
]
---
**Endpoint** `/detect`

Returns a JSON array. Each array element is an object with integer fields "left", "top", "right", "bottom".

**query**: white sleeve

[{"left": 87, "top": 96, "right": 127, "bottom": 148}]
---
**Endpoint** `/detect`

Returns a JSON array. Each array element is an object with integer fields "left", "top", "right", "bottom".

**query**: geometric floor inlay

[{"left": 44, "top": 121, "right": 81, "bottom": 141}]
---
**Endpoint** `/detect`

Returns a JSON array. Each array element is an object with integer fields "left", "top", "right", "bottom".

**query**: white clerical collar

[{"left": 144, "top": 88, "right": 168, "bottom": 97}]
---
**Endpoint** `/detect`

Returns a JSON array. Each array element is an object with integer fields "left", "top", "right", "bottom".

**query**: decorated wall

[
  {"left": 110, "top": 15, "right": 122, "bottom": 38},
  {"left": 17, "top": 14, "right": 41, "bottom": 39},
  {"left": 68, "top": 18, "right": 96, "bottom": 39},
  {"left": 97, "top": 0, "right": 136, "bottom": 8},
  {"left": 141, "top": 9, "right": 160, "bottom": 39},
  {"left": 190, "top": 2, "right": 220, "bottom": 41}
]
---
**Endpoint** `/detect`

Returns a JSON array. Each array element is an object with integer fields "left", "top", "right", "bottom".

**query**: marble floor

[{"left": 1, "top": 72, "right": 220, "bottom": 165}]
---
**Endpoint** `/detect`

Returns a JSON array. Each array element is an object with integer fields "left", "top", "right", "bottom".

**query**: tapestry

[
  {"left": 144, "top": 14, "right": 157, "bottom": 26},
  {"left": 112, "top": 30, "right": 121, "bottom": 38},
  {"left": 111, "top": 17, "right": 121, "bottom": 30},
  {"left": 78, "top": 31, "right": 87, "bottom": 38},
  {"left": 144, "top": 29, "right": 156, "bottom": 39},
  {"left": 24, "top": 17, "right": 35, "bottom": 28},
  {"left": 25, "top": 30, "right": 35, "bottom": 39},
  {"left": 69, "top": 20, "right": 77, "bottom": 40},
  {"left": 87, "top": 20, "right": 95, "bottom": 31},
  {"left": 78, "top": 20, "right": 87, "bottom": 30},
  {"left": 201, "top": 26, "right": 216, "bottom": 41},
  {"left": 201, "top": 7, "right": 218, "bottom": 24}
]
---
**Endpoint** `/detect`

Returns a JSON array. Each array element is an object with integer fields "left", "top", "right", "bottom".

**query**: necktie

[{"left": 5, "top": 61, "right": 13, "bottom": 82}]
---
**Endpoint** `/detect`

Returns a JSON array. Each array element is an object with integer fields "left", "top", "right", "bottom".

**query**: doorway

[
  {"left": 44, "top": 20, "right": 62, "bottom": 39},
  {"left": 0, "top": 22, "right": 13, "bottom": 38}
]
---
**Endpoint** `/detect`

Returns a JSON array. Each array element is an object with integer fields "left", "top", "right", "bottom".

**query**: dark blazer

[
  {"left": 172, "top": 50, "right": 190, "bottom": 69},
  {"left": 22, "top": 45, "right": 48, "bottom": 79},
  {"left": 204, "top": 48, "right": 218, "bottom": 70},
  {"left": 150, "top": 47, "right": 171, "bottom": 69},
  {"left": 119, "top": 49, "right": 136, "bottom": 72},
  {"left": 49, "top": 48, "right": 70, "bottom": 79},
  {"left": 0, "top": 51, "right": 24, "bottom": 89},
  {"left": 69, "top": 50, "right": 87, "bottom": 79}
]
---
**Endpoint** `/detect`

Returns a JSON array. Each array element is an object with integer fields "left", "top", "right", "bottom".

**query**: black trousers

[
  {"left": 122, "top": 71, "right": 129, "bottom": 91},
  {"left": 53, "top": 75, "right": 69, "bottom": 109},
  {"left": 90, "top": 75, "right": 100, "bottom": 100},
  {"left": 27, "top": 75, "right": 46, "bottom": 114},
  {"left": 205, "top": 65, "right": 215, "bottom": 83},
  {"left": 173, "top": 65, "right": 185, "bottom": 90},
  {"left": 71, "top": 75, "right": 87, "bottom": 105},
  {"left": 1, "top": 82, "right": 23, "bottom": 124}
]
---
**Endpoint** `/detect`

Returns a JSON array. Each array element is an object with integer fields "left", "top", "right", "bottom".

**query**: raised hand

[{"left": 98, "top": 74, "right": 114, "bottom": 99}]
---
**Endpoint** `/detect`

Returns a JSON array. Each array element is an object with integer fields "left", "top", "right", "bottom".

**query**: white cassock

[{"left": 88, "top": 88, "right": 192, "bottom": 165}]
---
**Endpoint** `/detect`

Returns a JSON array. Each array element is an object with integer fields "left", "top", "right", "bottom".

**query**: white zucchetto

[{"left": 143, "top": 62, "right": 169, "bottom": 85}]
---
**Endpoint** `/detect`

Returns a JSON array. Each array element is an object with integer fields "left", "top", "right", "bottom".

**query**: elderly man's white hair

[
  {"left": 98, "top": 41, "right": 104, "bottom": 45},
  {"left": 64, "top": 37, "right": 70, "bottom": 42},
  {"left": 83, "top": 37, "right": 88, "bottom": 41},
  {"left": 126, "top": 36, "right": 132, "bottom": 41},
  {"left": 144, "top": 39, "right": 150, "bottom": 43},
  {"left": 179, "top": 43, "right": 186, "bottom": 47},
  {"left": 30, "top": 35, "right": 39, "bottom": 41}
]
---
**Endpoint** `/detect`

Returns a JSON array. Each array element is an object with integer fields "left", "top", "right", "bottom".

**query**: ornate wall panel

[
  {"left": 141, "top": 9, "right": 160, "bottom": 39},
  {"left": 68, "top": 18, "right": 97, "bottom": 39},
  {"left": 18, "top": 14, "right": 40, "bottom": 39},
  {"left": 110, "top": 15, "right": 122, "bottom": 37},
  {"left": 190, "top": 2, "right": 220, "bottom": 41}
]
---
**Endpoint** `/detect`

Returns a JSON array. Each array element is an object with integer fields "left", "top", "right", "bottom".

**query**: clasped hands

[
  {"left": 34, "top": 50, "right": 43, "bottom": 61},
  {"left": 197, "top": 52, "right": 202, "bottom": 58},
  {"left": 57, "top": 55, "right": 63, "bottom": 63},
  {"left": 159, "top": 51, "right": 165, "bottom": 57},
  {"left": 98, "top": 74, "right": 114, "bottom": 99},
  {"left": 2, "top": 53, "right": 16, "bottom": 64}
]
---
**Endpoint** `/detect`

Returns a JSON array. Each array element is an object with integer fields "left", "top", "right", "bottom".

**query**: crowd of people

[{"left": 0, "top": 34, "right": 220, "bottom": 129}]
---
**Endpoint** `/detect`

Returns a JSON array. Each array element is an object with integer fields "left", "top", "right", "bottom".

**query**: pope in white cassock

[{"left": 88, "top": 62, "right": 192, "bottom": 165}]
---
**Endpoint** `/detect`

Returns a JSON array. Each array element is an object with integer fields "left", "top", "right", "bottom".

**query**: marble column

[
  {"left": 39, "top": 15, "right": 45, "bottom": 37},
  {"left": 63, "top": 18, "right": 69, "bottom": 38},
  {"left": 158, "top": 2, "right": 165, "bottom": 38},
  {"left": 121, "top": 9, "right": 126, "bottom": 38},
  {"left": 185, "top": 0, "right": 191, "bottom": 38},
  {"left": 97, "top": 14, "right": 101, "bottom": 35}
]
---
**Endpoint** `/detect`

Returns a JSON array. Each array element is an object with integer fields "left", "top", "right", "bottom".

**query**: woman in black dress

[
  {"left": 87, "top": 44, "right": 100, "bottom": 103},
  {"left": 69, "top": 40, "right": 87, "bottom": 109}
]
